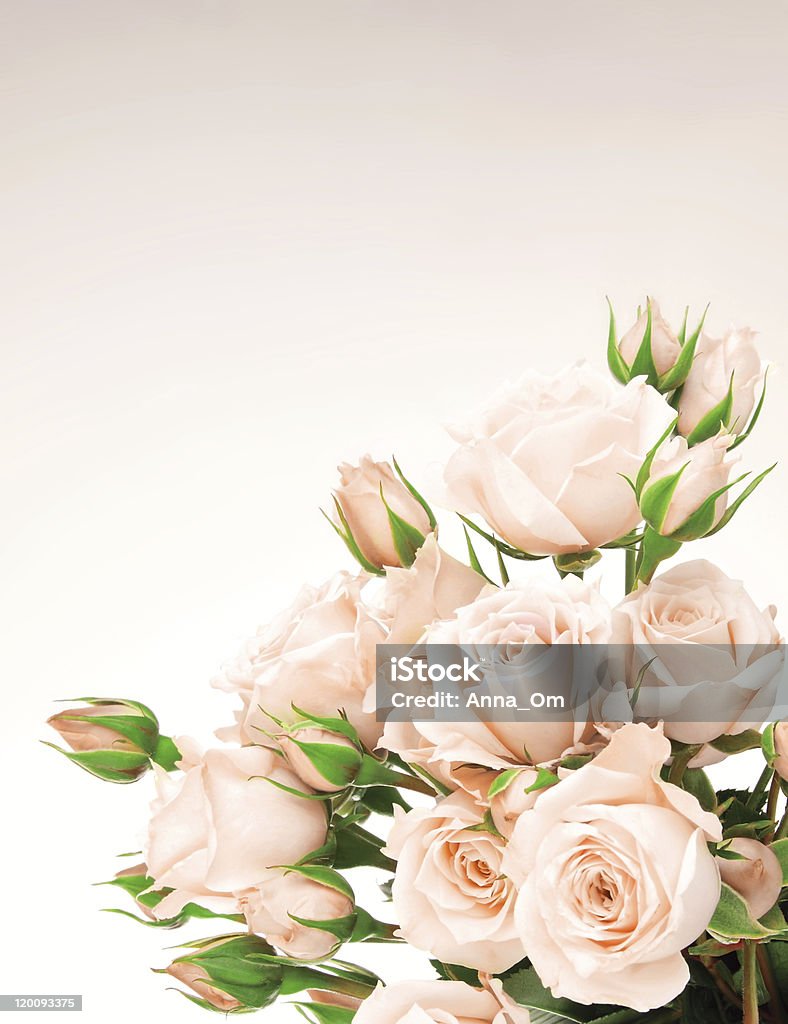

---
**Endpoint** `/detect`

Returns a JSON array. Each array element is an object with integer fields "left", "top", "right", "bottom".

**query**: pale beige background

[{"left": 2, "top": 2, "right": 788, "bottom": 1020}]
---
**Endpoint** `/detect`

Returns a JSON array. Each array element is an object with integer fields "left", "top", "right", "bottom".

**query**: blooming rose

[
  {"left": 443, "top": 364, "right": 674, "bottom": 555},
  {"left": 354, "top": 979, "right": 531, "bottom": 1024},
  {"left": 618, "top": 300, "right": 682, "bottom": 377},
  {"left": 333, "top": 455, "right": 434, "bottom": 568},
  {"left": 374, "top": 533, "right": 486, "bottom": 645},
  {"left": 213, "top": 571, "right": 385, "bottom": 749},
  {"left": 611, "top": 560, "right": 783, "bottom": 749},
  {"left": 243, "top": 871, "right": 354, "bottom": 961},
  {"left": 502, "top": 723, "right": 722, "bottom": 1011},
  {"left": 642, "top": 433, "right": 736, "bottom": 537},
  {"left": 145, "top": 745, "right": 328, "bottom": 919},
  {"left": 385, "top": 792, "right": 524, "bottom": 973},
  {"left": 679, "top": 327, "right": 764, "bottom": 438},
  {"left": 380, "top": 576, "right": 611, "bottom": 776},
  {"left": 717, "top": 838, "right": 782, "bottom": 920}
]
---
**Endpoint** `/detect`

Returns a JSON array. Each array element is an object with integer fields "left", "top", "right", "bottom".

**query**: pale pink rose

[
  {"left": 443, "top": 364, "right": 674, "bottom": 555},
  {"left": 502, "top": 724, "right": 722, "bottom": 1012},
  {"left": 333, "top": 455, "right": 434, "bottom": 568},
  {"left": 644, "top": 433, "right": 736, "bottom": 536},
  {"left": 385, "top": 792, "right": 524, "bottom": 973},
  {"left": 145, "top": 745, "right": 328, "bottom": 919},
  {"left": 165, "top": 962, "right": 242, "bottom": 1012},
  {"left": 354, "top": 979, "right": 531, "bottom": 1024},
  {"left": 611, "top": 560, "right": 783, "bottom": 749},
  {"left": 277, "top": 727, "right": 362, "bottom": 793},
  {"left": 718, "top": 838, "right": 783, "bottom": 920},
  {"left": 618, "top": 300, "right": 682, "bottom": 377},
  {"left": 243, "top": 871, "right": 354, "bottom": 961},
  {"left": 213, "top": 571, "right": 385, "bottom": 749},
  {"left": 46, "top": 702, "right": 149, "bottom": 753},
  {"left": 380, "top": 577, "right": 611, "bottom": 774},
  {"left": 773, "top": 722, "right": 788, "bottom": 781},
  {"left": 374, "top": 534, "right": 487, "bottom": 645},
  {"left": 679, "top": 327, "right": 764, "bottom": 437}
]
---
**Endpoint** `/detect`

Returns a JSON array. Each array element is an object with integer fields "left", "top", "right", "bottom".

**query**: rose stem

[
  {"left": 757, "top": 944, "right": 788, "bottom": 1024},
  {"left": 743, "top": 940, "right": 761, "bottom": 1024},
  {"left": 766, "top": 773, "right": 782, "bottom": 832},
  {"left": 625, "top": 546, "right": 637, "bottom": 595}
]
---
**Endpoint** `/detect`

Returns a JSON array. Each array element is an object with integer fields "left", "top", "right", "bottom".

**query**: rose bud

[
  {"left": 306, "top": 989, "right": 363, "bottom": 1012},
  {"left": 111, "top": 862, "right": 157, "bottom": 921},
  {"left": 718, "top": 838, "right": 783, "bottom": 920},
  {"left": 277, "top": 726, "right": 364, "bottom": 794},
  {"left": 487, "top": 768, "right": 544, "bottom": 839},
  {"left": 678, "top": 327, "right": 765, "bottom": 443},
  {"left": 330, "top": 455, "right": 434, "bottom": 570},
  {"left": 639, "top": 433, "right": 737, "bottom": 541},
  {"left": 618, "top": 300, "right": 683, "bottom": 379},
  {"left": 244, "top": 867, "right": 356, "bottom": 961},
  {"left": 45, "top": 698, "right": 163, "bottom": 783},
  {"left": 163, "top": 934, "right": 283, "bottom": 1012}
]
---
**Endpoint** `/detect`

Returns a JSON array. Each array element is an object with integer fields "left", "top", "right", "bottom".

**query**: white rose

[
  {"left": 642, "top": 433, "right": 736, "bottom": 537},
  {"left": 502, "top": 723, "right": 721, "bottom": 1012},
  {"left": 386, "top": 792, "right": 524, "bottom": 973},
  {"left": 380, "top": 577, "right": 611, "bottom": 775},
  {"left": 213, "top": 571, "right": 385, "bottom": 749},
  {"left": 145, "top": 745, "right": 328, "bottom": 919},
  {"left": 611, "top": 560, "right": 783, "bottom": 749},
  {"left": 243, "top": 871, "right": 354, "bottom": 961},
  {"left": 332, "top": 455, "right": 434, "bottom": 569},
  {"left": 618, "top": 300, "right": 682, "bottom": 377},
  {"left": 443, "top": 364, "right": 674, "bottom": 555},
  {"left": 678, "top": 327, "right": 764, "bottom": 438},
  {"left": 354, "top": 979, "right": 531, "bottom": 1024}
]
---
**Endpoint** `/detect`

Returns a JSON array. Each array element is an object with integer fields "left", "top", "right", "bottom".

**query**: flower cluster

[{"left": 48, "top": 298, "right": 788, "bottom": 1024}]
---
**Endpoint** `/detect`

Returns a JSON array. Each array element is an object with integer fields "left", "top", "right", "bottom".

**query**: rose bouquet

[{"left": 47, "top": 298, "right": 788, "bottom": 1024}]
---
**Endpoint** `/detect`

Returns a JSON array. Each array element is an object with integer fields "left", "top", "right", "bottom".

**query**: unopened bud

[
  {"left": 718, "top": 838, "right": 783, "bottom": 921},
  {"left": 277, "top": 727, "right": 363, "bottom": 793},
  {"left": 46, "top": 699, "right": 161, "bottom": 782},
  {"left": 164, "top": 934, "right": 283, "bottom": 1012}
]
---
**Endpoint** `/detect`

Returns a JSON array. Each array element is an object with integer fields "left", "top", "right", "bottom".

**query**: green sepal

[
  {"left": 486, "top": 768, "right": 522, "bottom": 799},
  {"left": 152, "top": 734, "right": 181, "bottom": 771},
  {"left": 41, "top": 741, "right": 150, "bottom": 783},
  {"left": 682, "top": 768, "right": 718, "bottom": 814},
  {"left": 462, "top": 526, "right": 495, "bottom": 585},
  {"left": 494, "top": 539, "right": 511, "bottom": 585},
  {"left": 640, "top": 463, "right": 690, "bottom": 533},
  {"left": 51, "top": 709, "right": 158, "bottom": 755},
  {"left": 635, "top": 417, "right": 678, "bottom": 498},
  {"left": 703, "top": 463, "right": 777, "bottom": 538},
  {"left": 553, "top": 550, "right": 601, "bottom": 577},
  {"left": 287, "top": 913, "right": 356, "bottom": 947},
  {"left": 628, "top": 299, "right": 659, "bottom": 387},
  {"left": 668, "top": 470, "right": 751, "bottom": 543},
  {"left": 707, "top": 882, "right": 783, "bottom": 941},
  {"left": 769, "top": 838, "right": 788, "bottom": 886},
  {"left": 710, "top": 731, "right": 765, "bottom": 755},
  {"left": 392, "top": 455, "right": 437, "bottom": 530},
  {"left": 289, "top": 706, "right": 361, "bottom": 746},
  {"left": 322, "top": 501, "right": 385, "bottom": 576},
  {"left": 332, "top": 822, "right": 396, "bottom": 873},
  {"left": 379, "top": 485, "right": 427, "bottom": 567},
  {"left": 457, "top": 514, "right": 546, "bottom": 560},
  {"left": 167, "top": 933, "right": 285, "bottom": 1010},
  {"left": 605, "top": 296, "right": 630, "bottom": 384},
  {"left": 686, "top": 373, "right": 735, "bottom": 445},
  {"left": 524, "top": 767, "right": 560, "bottom": 794},
  {"left": 248, "top": 774, "right": 334, "bottom": 803},
  {"left": 657, "top": 305, "right": 708, "bottom": 392},
  {"left": 634, "top": 527, "right": 682, "bottom": 585},
  {"left": 280, "top": 865, "right": 355, "bottom": 904},
  {"left": 285, "top": 738, "right": 363, "bottom": 790},
  {"left": 293, "top": 1003, "right": 357, "bottom": 1024}
]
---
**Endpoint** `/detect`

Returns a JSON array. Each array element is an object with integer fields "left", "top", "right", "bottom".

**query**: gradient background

[{"left": 3, "top": 2, "right": 788, "bottom": 1020}]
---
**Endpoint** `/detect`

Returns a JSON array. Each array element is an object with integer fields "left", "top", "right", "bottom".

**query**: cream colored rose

[
  {"left": 243, "top": 871, "right": 354, "bottom": 961},
  {"left": 611, "top": 560, "right": 783, "bottom": 749},
  {"left": 277, "top": 727, "right": 362, "bottom": 793},
  {"left": 380, "top": 577, "right": 611, "bottom": 775},
  {"left": 354, "top": 979, "right": 531, "bottom": 1024},
  {"left": 213, "top": 571, "right": 385, "bottom": 749},
  {"left": 618, "top": 300, "right": 682, "bottom": 377},
  {"left": 165, "top": 961, "right": 242, "bottom": 1012},
  {"left": 385, "top": 792, "right": 524, "bottom": 973},
  {"left": 333, "top": 455, "right": 434, "bottom": 568},
  {"left": 643, "top": 433, "right": 736, "bottom": 536},
  {"left": 502, "top": 723, "right": 722, "bottom": 1012},
  {"left": 374, "top": 533, "right": 486, "bottom": 645},
  {"left": 443, "top": 364, "right": 674, "bottom": 555},
  {"left": 773, "top": 722, "right": 788, "bottom": 781},
  {"left": 718, "top": 838, "right": 782, "bottom": 920},
  {"left": 145, "top": 745, "right": 328, "bottom": 919},
  {"left": 679, "top": 327, "right": 764, "bottom": 438}
]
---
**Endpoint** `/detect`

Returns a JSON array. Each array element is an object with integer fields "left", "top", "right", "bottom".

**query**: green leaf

[
  {"left": 379, "top": 485, "right": 427, "bottom": 566},
  {"left": 503, "top": 965, "right": 638, "bottom": 1022},
  {"left": 770, "top": 838, "right": 788, "bottom": 886},
  {"left": 333, "top": 823, "right": 396, "bottom": 873},
  {"left": 707, "top": 883, "right": 780, "bottom": 941},
  {"left": 605, "top": 296, "right": 630, "bottom": 384},
  {"left": 703, "top": 463, "right": 777, "bottom": 538},
  {"left": 686, "top": 373, "right": 735, "bottom": 446},
  {"left": 658, "top": 304, "right": 708, "bottom": 392},
  {"left": 682, "top": 768, "right": 718, "bottom": 813},
  {"left": 710, "top": 731, "right": 765, "bottom": 755},
  {"left": 392, "top": 455, "right": 437, "bottom": 530}
]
